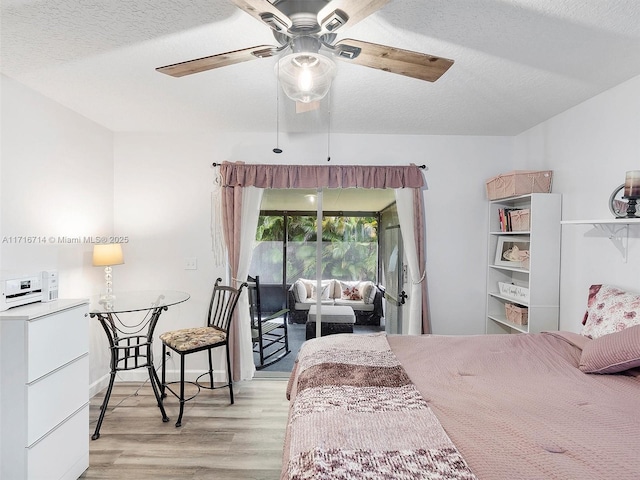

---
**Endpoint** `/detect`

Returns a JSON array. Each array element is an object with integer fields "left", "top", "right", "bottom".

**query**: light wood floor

[{"left": 81, "top": 379, "right": 290, "bottom": 479}]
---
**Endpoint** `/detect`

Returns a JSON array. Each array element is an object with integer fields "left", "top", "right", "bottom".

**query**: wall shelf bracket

[
  {"left": 592, "top": 223, "right": 629, "bottom": 261},
  {"left": 561, "top": 219, "right": 640, "bottom": 263}
]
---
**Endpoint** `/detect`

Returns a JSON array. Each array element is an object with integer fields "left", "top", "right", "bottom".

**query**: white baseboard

[
  {"left": 89, "top": 374, "right": 110, "bottom": 398},
  {"left": 89, "top": 369, "right": 230, "bottom": 397}
]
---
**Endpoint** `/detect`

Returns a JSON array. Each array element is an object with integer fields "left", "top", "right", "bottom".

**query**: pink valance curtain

[{"left": 221, "top": 162, "right": 425, "bottom": 189}]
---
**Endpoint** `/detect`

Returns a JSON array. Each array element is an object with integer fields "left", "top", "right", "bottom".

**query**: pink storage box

[{"left": 486, "top": 170, "right": 552, "bottom": 200}]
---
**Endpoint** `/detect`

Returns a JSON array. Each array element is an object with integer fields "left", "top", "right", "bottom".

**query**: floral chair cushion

[{"left": 160, "top": 326, "right": 226, "bottom": 353}]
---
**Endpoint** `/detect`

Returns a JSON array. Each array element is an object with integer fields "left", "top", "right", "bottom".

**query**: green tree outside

[{"left": 251, "top": 214, "right": 378, "bottom": 284}]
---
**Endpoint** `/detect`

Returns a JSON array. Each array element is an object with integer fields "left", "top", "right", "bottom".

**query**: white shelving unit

[
  {"left": 486, "top": 193, "right": 562, "bottom": 334},
  {"left": 0, "top": 299, "right": 89, "bottom": 480}
]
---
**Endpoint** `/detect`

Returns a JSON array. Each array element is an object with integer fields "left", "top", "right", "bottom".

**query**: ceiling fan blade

[
  {"left": 318, "top": 0, "right": 389, "bottom": 35},
  {"left": 334, "top": 38, "right": 454, "bottom": 82},
  {"left": 156, "top": 45, "right": 277, "bottom": 77},
  {"left": 296, "top": 100, "right": 321, "bottom": 113},
  {"left": 232, "top": 0, "right": 292, "bottom": 33}
]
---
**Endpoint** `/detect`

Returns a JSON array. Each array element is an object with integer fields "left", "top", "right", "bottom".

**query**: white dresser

[{"left": 1, "top": 299, "right": 89, "bottom": 480}]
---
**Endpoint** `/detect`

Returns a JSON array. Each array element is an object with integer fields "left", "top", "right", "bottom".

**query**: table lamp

[{"left": 93, "top": 243, "right": 124, "bottom": 300}]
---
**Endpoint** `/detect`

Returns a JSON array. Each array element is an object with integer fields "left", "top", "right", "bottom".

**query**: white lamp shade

[
  {"left": 92, "top": 243, "right": 124, "bottom": 266},
  {"left": 276, "top": 52, "right": 336, "bottom": 103}
]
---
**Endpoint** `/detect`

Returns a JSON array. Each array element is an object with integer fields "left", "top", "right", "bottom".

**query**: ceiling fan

[{"left": 156, "top": 0, "right": 454, "bottom": 105}]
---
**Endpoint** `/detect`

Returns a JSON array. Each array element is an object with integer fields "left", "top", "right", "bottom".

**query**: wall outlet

[{"left": 184, "top": 257, "right": 197, "bottom": 270}]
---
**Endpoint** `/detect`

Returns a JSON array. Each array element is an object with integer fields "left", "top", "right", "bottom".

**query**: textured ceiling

[{"left": 2, "top": 0, "right": 640, "bottom": 136}]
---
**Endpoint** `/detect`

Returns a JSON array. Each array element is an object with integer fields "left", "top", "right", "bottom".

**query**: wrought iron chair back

[{"left": 207, "top": 282, "right": 242, "bottom": 334}]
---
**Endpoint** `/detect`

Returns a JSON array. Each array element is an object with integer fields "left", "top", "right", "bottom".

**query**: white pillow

[
  {"left": 331, "top": 279, "right": 341, "bottom": 299},
  {"left": 292, "top": 280, "right": 307, "bottom": 302},
  {"left": 361, "top": 281, "right": 377, "bottom": 304},
  {"left": 311, "top": 283, "right": 331, "bottom": 301},
  {"left": 299, "top": 278, "right": 315, "bottom": 298}
]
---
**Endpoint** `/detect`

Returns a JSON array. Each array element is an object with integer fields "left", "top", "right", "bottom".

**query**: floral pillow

[
  {"left": 581, "top": 284, "right": 640, "bottom": 339},
  {"left": 343, "top": 287, "right": 362, "bottom": 300},
  {"left": 340, "top": 281, "right": 362, "bottom": 300}
]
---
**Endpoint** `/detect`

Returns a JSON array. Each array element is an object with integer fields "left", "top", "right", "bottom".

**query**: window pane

[
  {"left": 287, "top": 215, "right": 317, "bottom": 283},
  {"left": 323, "top": 216, "right": 378, "bottom": 281},
  {"left": 250, "top": 215, "right": 283, "bottom": 284},
  {"left": 251, "top": 213, "right": 379, "bottom": 285}
]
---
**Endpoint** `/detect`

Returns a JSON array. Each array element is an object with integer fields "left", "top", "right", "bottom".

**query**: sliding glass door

[{"left": 249, "top": 189, "right": 387, "bottom": 326}]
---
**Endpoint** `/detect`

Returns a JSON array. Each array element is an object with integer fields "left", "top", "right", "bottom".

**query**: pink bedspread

[
  {"left": 283, "top": 332, "right": 640, "bottom": 479},
  {"left": 389, "top": 332, "right": 640, "bottom": 479}
]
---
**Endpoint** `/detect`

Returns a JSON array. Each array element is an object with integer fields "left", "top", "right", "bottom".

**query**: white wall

[
  {"left": 515, "top": 74, "right": 640, "bottom": 332},
  {"left": 0, "top": 74, "right": 115, "bottom": 392}
]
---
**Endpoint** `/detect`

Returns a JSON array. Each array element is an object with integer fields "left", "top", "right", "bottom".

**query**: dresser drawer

[
  {"left": 27, "top": 354, "right": 89, "bottom": 445},
  {"left": 27, "top": 404, "right": 89, "bottom": 480},
  {"left": 27, "top": 304, "right": 88, "bottom": 382}
]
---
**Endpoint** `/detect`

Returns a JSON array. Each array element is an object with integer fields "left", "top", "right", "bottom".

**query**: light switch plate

[{"left": 184, "top": 257, "right": 197, "bottom": 270}]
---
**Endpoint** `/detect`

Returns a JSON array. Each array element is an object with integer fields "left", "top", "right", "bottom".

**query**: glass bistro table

[{"left": 89, "top": 290, "right": 190, "bottom": 439}]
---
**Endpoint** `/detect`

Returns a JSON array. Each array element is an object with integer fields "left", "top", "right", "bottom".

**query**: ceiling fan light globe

[
  {"left": 276, "top": 52, "right": 335, "bottom": 103},
  {"left": 298, "top": 68, "right": 314, "bottom": 92}
]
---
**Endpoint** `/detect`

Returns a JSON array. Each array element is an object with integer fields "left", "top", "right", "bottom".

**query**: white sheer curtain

[
  {"left": 234, "top": 186, "right": 263, "bottom": 380},
  {"left": 395, "top": 188, "right": 423, "bottom": 335}
]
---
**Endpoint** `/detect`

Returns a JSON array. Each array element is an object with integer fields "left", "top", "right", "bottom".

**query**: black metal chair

[
  {"left": 247, "top": 275, "right": 290, "bottom": 369},
  {"left": 160, "top": 278, "right": 246, "bottom": 427}
]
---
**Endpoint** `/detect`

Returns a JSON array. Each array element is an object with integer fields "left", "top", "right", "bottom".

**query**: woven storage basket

[
  {"left": 486, "top": 170, "right": 553, "bottom": 200},
  {"left": 510, "top": 209, "right": 530, "bottom": 231},
  {"left": 505, "top": 303, "right": 528, "bottom": 325}
]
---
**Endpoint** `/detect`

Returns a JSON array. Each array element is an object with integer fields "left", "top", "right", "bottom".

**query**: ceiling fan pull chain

[{"left": 273, "top": 59, "right": 283, "bottom": 154}]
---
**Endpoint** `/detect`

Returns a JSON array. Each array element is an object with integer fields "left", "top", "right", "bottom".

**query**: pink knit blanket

[{"left": 282, "top": 333, "right": 477, "bottom": 480}]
